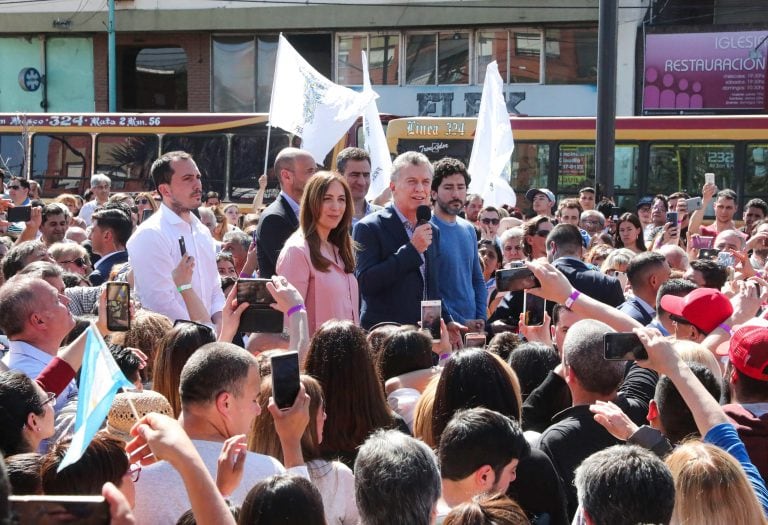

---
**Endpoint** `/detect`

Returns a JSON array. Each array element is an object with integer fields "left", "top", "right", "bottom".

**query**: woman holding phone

[{"left": 276, "top": 172, "right": 359, "bottom": 335}]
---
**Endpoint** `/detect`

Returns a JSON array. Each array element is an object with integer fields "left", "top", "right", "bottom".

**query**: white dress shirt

[
  {"left": 127, "top": 203, "right": 225, "bottom": 322},
  {"left": 78, "top": 199, "right": 102, "bottom": 227}
]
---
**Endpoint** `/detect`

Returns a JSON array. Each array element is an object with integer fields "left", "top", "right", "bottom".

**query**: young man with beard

[
  {"left": 430, "top": 157, "right": 486, "bottom": 325},
  {"left": 128, "top": 151, "right": 225, "bottom": 326}
]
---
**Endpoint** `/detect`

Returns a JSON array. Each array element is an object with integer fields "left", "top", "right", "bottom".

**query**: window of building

[
  {"left": 405, "top": 32, "right": 469, "bottom": 85},
  {"left": 118, "top": 46, "right": 188, "bottom": 111},
  {"left": 213, "top": 37, "right": 256, "bottom": 112},
  {"left": 544, "top": 28, "right": 597, "bottom": 84}
]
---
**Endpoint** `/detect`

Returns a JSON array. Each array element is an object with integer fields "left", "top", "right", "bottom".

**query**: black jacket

[{"left": 554, "top": 257, "right": 625, "bottom": 307}]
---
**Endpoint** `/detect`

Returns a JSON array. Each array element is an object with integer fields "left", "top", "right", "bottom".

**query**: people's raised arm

[
  {"left": 173, "top": 254, "right": 210, "bottom": 323},
  {"left": 266, "top": 276, "right": 309, "bottom": 366},
  {"left": 526, "top": 259, "right": 642, "bottom": 333}
]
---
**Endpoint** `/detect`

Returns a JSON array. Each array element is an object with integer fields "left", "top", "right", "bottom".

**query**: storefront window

[{"left": 544, "top": 28, "right": 597, "bottom": 84}]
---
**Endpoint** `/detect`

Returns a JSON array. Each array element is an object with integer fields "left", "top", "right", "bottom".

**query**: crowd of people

[{"left": 0, "top": 145, "right": 766, "bottom": 525}]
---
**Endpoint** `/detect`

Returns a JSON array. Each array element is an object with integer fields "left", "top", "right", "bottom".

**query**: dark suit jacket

[
  {"left": 88, "top": 250, "right": 128, "bottom": 286},
  {"left": 553, "top": 257, "right": 624, "bottom": 308},
  {"left": 353, "top": 204, "right": 442, "bottom": 329},
  {"left": 256, "top": 195, "right": 299, "bottom": 278},
  {"left": 617, "top": 297, "right": 654, "bottom": 325}
]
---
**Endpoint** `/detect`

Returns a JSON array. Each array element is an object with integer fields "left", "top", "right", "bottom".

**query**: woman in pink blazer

[{"left": 277, "top": 172, "right": 360, "bottom": 335}]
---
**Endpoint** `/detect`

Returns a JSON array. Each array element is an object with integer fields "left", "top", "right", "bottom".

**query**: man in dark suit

[
  {"left": 255, "top": 148, "right": 317, "bottom": 278},
  {"left": 88, "top": 207, "right": 132, "bottom": 286},
  {"left": 353, "top": 152, "right": 446, "bottom": 331},
  {"left": 547, "top": 224, "right": 624, "bottom": 307},
  {"left": 617, "top": 252, "right": 670, "bottom": 325}
]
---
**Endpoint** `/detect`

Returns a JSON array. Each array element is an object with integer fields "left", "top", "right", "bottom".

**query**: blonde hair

[
  {"left": 48, "top": 242, "right": 88, "bottom": 262},
  {"left": 673, "top": 340, "right": 724, "bottom": 385},
  {"left": 665, "top": 441, "right": 767, "bottom": 525},
  {"left": 600, "top": 247, "right": 636, "bottom": 274},
  {"left": 413, "top": 375, "right": 440, "bottom": 448}
]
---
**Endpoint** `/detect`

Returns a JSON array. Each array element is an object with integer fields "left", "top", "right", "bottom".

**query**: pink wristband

[{"left": 286, "top": 304, "right": 306, "bottom": 318}]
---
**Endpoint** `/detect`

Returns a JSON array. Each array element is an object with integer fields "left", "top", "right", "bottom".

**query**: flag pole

[{"left": 263, "top": 33, "right": 283, "bottom": 180}]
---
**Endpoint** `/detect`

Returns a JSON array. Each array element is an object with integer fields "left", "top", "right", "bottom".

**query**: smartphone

[
  {"left": 465, "top": 332, "right": 486, "bottom": 348},
  {"left": 141, "top": 208, "right": 153, "bottom": 222},
  {"left": 523, "top": 293, "right": 546, "bottom": 326},
  {"left": 236, "top": 278, "right": 273, "bottom": 305},
  {"left": 270, "top": 351, "right": 300, "bottom": 410},
  {"left": 106, "top": 282, "right": 130, "bottom": 332},
  {"left": 178, "top": 236, "right": 186, "bottom": 257},
  {"left": 421, "top": 300, "right": 442, "bottom": 342},
  {"left": 699, "top": 248, "right": 720, "bottom": 260},
  {"left": 611, "top": 206, "right": 622, "bottom": 220},
  {"left": 465, "top": 319, "right": 485, "bottom": 332},
  {"left": 236, "top": 279, "right": 283, "bottom": 333},
  {"left": 686, "top": 197, "right": 703, "bottom": 212},
  {"left": 7, "top": 205, "right": 31, "bottom": 222},
  {"left": 604, "top": 333, "right": 648, "bottom": 361},
  {"left": 666, "top": 211, "right": 678, "bottom": 225},
  {"left": 704, "top": 172, "right": 715, "bottom": 185},
  {"left": 614, "top": 271, "right": 629, "bottom": 289},
  {"left": 496, "top": 267, "right": 541, "bottom": 293},
  {"left": 717, "top": 251, "right": 735, "bottom": 268},
  {"left": 691, "top": 236, "right": 714, "bottom": 249},
  {"left": 10, "top": 495, "right": 109, "bottom": 525}
]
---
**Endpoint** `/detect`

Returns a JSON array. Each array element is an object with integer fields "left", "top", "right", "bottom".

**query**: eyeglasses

[
  {"left": 138, "top": 198, "right": 150, "bottom": 205},
  {"left": 42, "top": 392, "right": 57, "bottom": 407},
  {"left": 581, "top": 219, "right": 601, "bottom": 225},
  {"left": 481, "top": 218, "right": 500, "bottom": 225},
  {"left": 7, "top": 185, "right": 20, "bottom": 190},
  {"left": 535, "top": 230, "right": 551, "bottom": 238},
  {"left": 128, "top": 463, "right": 142, "bottom": 483},
  {"left": 60, "top": 257, "right": 87, "bottom": 268}
]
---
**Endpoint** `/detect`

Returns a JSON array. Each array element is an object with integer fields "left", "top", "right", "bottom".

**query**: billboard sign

[{"left": 643, "top": 31, "right": 768, "bottom": 113}]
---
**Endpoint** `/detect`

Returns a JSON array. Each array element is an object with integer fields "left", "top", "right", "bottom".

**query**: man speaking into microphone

[{"left": 354, "top": 151, "right": 453, "bottom": 334}]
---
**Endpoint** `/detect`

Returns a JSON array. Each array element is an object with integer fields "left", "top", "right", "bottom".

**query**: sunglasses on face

[
  {"left": 481, "top": 218, "right": 500, "bottom": 225},
  {"left": 60, "top": 257, "right": 87, "bottom": 268},
  {"left": 138, "top": 198, "right": 150, "bottom": 205},
  {"left": 535, "top": 230, "right": 551, "bottom": 237},
  {"left": 7, "top": 185, "right": 20, "bottom": 190},
  {"left": 42, "top": 392, "right": 57, "bottom": 406}
]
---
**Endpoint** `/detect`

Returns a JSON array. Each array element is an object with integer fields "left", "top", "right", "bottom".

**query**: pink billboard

[{"left": 643, "top": 31, "right": 768, "bottom": 112}]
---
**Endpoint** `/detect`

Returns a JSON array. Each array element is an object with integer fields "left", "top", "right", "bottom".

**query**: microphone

[{"left": 416, "top": 205, "right": 431, "bottom": 226}]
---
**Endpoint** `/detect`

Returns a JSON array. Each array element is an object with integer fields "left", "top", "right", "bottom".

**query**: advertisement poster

[{"left": 643, "top": 31, "right": 768, "bottom": 112}]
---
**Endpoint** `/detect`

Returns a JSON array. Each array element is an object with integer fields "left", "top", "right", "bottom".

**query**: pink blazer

[{"left": 276, "top": 233, "right": 360, "bottom": 335}]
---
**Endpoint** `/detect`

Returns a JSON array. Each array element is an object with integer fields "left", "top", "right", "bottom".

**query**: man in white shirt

[
  {"left": 0, "top": 275, "right": 77, "bottom": 412},
  {"left": 78, "top": 174, "right": 111, "bottom": 227},
  {"left": 127, "top": 151, "right": 225, "bottom": 326},
  {"left": 133, "top": 343, "right": 309, "bottom": 524}
]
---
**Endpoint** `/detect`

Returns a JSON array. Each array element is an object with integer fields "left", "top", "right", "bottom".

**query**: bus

[
  {"left": 385, "top": 115, "right": 768, "bottom": 212},
  {"left": 0, "top": 112, "right": 392, "bottom": 205}
]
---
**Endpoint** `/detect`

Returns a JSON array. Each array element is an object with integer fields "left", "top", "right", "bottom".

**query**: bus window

[
  {"left": 96, "top": 135, "right": 159, "bottom": 193},
  {"left": 0, "top": 134, "right": 24, "bottom": 178},
  {"left": 511, "top": 143, "right": 548, "bottom": 195},
  {"left": 614, "top": 145, "right": 640, "bottom": 192},
  {"left": 746, "top": 144, "right": 768, "bottom": 196},
  {"left": 230, "top": 133, "right": 290, "bottom": 204},
  {"left": 162, "top": 134, "right": 228, "bottom": 198},
  {"left": 648, "top": 144, "right": 734, "bottom": 196},
  {"left": 558, "top": 144, "right": 595, "bottom": 194},
  {"left": 31, "top": 134, "right": 92, "bottom": 196}
]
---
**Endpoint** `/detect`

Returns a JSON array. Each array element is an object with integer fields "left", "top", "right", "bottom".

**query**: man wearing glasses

[
  {"left": 478, "top": 206, "right": 502, "bottom": 245},
  {"left": 79, "top": 173, "right": 112, "bottom": 227},
  {"left": 255, "top": 147, "right": 317, "bottom": 278},
  {"left": 5, "top": 177, "right": 32, "bottom": 238}
]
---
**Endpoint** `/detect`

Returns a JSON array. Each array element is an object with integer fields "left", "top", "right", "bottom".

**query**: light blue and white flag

[
  {"left": 467, "top": 61, "right": 517, "bottom": 208},
  {"left": 269, "top": 34, "right": 376, "bottom": 163},
  {"left": 58, "top": 324, "right": 133, "bottom": 472},
  {"left": 361, "top": 51, "right": 393, "bottom": 201}
]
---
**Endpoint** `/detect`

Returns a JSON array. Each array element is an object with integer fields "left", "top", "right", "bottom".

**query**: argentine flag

[{"left": 58, "top": 324, "right": 134, "bottom": 472}]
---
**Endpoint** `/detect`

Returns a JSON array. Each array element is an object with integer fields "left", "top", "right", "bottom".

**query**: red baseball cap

[
  {"left": 726, "top": 325, "right": 768, "bottom": 381},
  {"left": 660, "top": 288, "right": 733, "bottom": 334}
]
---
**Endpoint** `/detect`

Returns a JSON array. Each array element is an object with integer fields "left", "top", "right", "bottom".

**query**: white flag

[
  {"left": 361, "top": 51, "right": 393, "bottom": 200},
  {"left": 467, "top": 61, "right": 517, "bottom": 209},
  {"left": 269, "top": 35, "right": 376, "bottom": 163}
]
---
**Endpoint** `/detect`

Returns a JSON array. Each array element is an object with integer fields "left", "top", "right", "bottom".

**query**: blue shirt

[
  {"left": 431, "top": 215, "right": 487, "bottom": 324},
  {"left": 3, "top": 340, "right": 78, "bottom": 412}
]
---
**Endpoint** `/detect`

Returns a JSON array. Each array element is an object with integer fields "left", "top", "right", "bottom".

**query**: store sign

[{"left": 643, "top": 31, "right": 768, "bottom": 112}]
